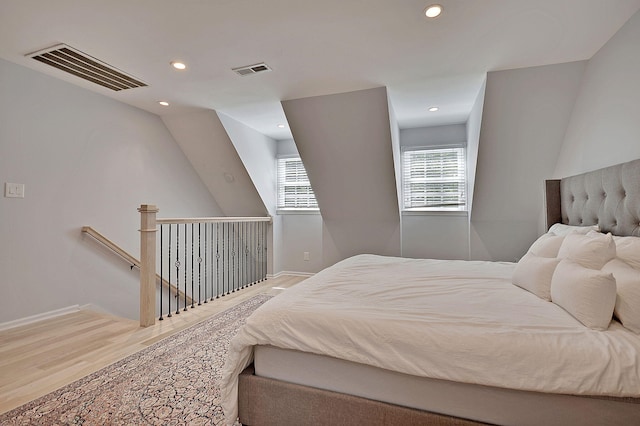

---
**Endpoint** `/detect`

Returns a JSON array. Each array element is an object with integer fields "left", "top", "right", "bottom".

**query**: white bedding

[{"left": 221, "top": 254, "right": 640, "bottom": 424}]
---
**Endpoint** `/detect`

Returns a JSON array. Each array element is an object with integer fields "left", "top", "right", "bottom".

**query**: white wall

[
  {"left": 466, "top": 79, "right": 486, "bottom": 259},
  {"left": 277, "top": 213, "right": 324, "bottom": 273},
  {"left": 555, "top": 9, "right": 640, "bottom": 177},
  {"left": 466, "top": 78, "right": 486, "bottom": 218},
  {"left": 0, "top": 58, "right": 221, "bottom": 323},
  {"left": 276, "top": 139, "right": 299, "bottom": 157},
  {"left": 470, "top": 61, "right": 587, "bottom": 262},
  {"left": 400, "top": 124, "right": 467, "bottom": 148},
  {"left": 274, "top": 139, "right": 323, "bottom": 273},
  {"left": 388, "top": 102, "right": 403, "bottom": 253},
  {"left": 401, "top": 214, "right": 469, "bottom": 260},
  {"left": 400, "top": 124, "right": 469, "bottom": 260},
  {"left": 217, "top": 112, "right": 280, "bottom": 274}
]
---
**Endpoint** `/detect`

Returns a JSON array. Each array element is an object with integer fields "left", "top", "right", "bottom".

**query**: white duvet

[{"left": 221, "top": 254, "right": 640, "bottom": 424}]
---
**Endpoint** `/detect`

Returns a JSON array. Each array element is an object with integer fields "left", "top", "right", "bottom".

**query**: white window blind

[
  {"left": 402, "top": 147, "right": 466, "bottom": 210},
  {"left": 277, "top": 157, "right": 318, "bottom": 209}
]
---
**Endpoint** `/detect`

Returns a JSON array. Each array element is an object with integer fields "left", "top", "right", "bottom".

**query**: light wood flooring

[{"left": 0, "top": 275, "right": 307, "bottom": 415}]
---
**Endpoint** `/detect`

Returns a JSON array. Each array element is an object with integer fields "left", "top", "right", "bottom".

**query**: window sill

[
  {"left": 402, "top": 209, "right": 468, "bottom": 217},
  {"left": 277, "top": 209, "right": 321, "bottom": 216}
]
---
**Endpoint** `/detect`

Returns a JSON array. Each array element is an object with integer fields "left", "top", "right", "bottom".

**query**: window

[
  {"left": 277, "top": 157, "right": 318, "bottom": 210},
  {"left": 402, "top": 146, "right": 466, "bottom": 210}
]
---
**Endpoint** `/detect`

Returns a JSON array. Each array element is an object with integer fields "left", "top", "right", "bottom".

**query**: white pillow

[
  {"left": 612, "top": 236, "right": 640, "bottom": 270},
  {"left": 551, "top": 260, "right": 616, "bottom": 330},
  {"left": 557, "top": 231, "right": 616, "bottom": 270},
  {"left": 527, "top": 233, "right": 565, "bottom": 258},
  {"left": 512, "top": 253, "right": 560, "bottom": 301},
  {"left": 548, "top": 223, "right": 599, "bottom": 237},
  {"left": 602, "top": 258, "right": 640, "bottom": 333}
]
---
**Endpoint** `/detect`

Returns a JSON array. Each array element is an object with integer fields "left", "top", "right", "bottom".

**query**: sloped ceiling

[
  {"left": 282, "top": 87, "right": 401, "bottom": 266},
  {"left": 161, "top": 111, "right": 267, "bottom": 217},
  {"left": 470, "top": 61, "right": 588, "bottom": 261}
]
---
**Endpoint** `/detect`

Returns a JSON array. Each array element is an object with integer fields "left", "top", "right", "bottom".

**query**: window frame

[
  {"left": 401, "top": 144, "right": 467, "bottom": 212},
  {"left": 276, "top": 155, "right": 319, "bottom": 213}
]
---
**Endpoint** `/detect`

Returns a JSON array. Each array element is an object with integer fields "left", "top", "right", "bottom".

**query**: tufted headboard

[{"left": 545, "top": 159, "right": 640, "bottom": 237}]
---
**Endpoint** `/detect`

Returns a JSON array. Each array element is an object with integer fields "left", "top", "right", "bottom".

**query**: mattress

[
  {"left": 255, "top": 345, "right": 640, "bottom": 426},
  {"left": 221, "top": 254, "right": 640, "bottom": 425}
]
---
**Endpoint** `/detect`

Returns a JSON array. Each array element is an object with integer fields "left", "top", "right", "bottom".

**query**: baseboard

[
  {"left": 267, "top": 271, "right": 315, "bottom": 279},
  {"left": 0, "top": 305, "right": 81, "bottom": 331},
  {"left": 78, "top": 303, "right": 116, "bottom": 317}
]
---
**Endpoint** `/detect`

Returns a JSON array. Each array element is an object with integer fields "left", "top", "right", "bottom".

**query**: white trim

[
  {"left": 401, "top": 146, "right": 467, "bottom": 210},
  {"left": 400, "top": 142, "right": 466, "bottom": 152},
  {"left": 267, "top": 271, "right": 315, "bottom": 279},
  {"left": 277, "top": 209, "right": 321, "bottom": 215},
  {"left": 402, "top": 209, "right": 468, "bottom": 217},
  {"left": 276, "top": 156, "right": 318, "bottom": 210},
  {"left": 276, "top": 153, "right": 301, "bottom": 160},
  {"left": 0, "top": 305, "right": 81, "bottom": 331},
  {"left": 78, "top": 303, "right": 121, "bottom": 318}
]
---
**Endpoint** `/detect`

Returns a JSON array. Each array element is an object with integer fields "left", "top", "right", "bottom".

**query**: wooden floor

[{"left": 0, "top": 275, "right": 307, "bottom": 415}]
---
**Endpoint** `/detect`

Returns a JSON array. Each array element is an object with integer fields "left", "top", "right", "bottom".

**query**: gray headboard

[{"left": 545, "top": 159, "right": 640, "bottom": 237}]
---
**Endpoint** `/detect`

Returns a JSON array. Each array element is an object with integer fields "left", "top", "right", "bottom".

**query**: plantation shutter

[
  {"left": 277, "top": 157, "right": 318, "bottom": 209},
  {"left": 402, "top": 147, "right": 466, "bottom": 209}
]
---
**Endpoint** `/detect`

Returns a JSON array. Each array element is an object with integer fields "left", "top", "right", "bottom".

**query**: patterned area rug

[{"left": 0, "top": 294, "right": 272, "bottom": 425}]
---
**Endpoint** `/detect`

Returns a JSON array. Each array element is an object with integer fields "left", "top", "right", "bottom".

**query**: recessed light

[
  {"left": 277, "top": 124, "right": 286, "bottom": 128},
  {"left": 158, "top": 101, "right": 170, "bottom": 106},
  {"left": 170, "top": 61, "right": 186, "bottom": 70},
  {"left": 428, "top": 106, "right": 439, "bottom": 112},
  {"left": 425, "top": 4, "right": 443, "bottom": 18}
]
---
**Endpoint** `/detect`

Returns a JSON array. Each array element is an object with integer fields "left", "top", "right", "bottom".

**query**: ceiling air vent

[
  {"left": 232, "top": 62, "right": 272, "bottom": 76},
  {"left": 26, "top": 44, "right": 147, "bottom": 91}
]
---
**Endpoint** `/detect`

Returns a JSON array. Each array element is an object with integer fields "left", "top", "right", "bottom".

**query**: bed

[{"left": 221, "top": 159, "right": 640, "bottom": 426}]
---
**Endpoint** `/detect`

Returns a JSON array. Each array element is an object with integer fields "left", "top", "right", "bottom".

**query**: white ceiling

[{"left": 1, "top": 0, "right": 639, "bottom": 140}]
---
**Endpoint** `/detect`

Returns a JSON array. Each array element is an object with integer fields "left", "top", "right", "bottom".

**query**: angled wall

[
  {"left": 216, "top": 112, "right": 278, "bottom": 215},
  {"left": 216, "top": 112, "right": 280, "bottom": 274},
  {"left": 555, "top": 9, "right": 640, "bottom": 177},
  {"left": 282, "top": 87, "right": 401, "bottom": 267},
  {"left": 466, "top": 78, "right": 486, "bottom": 218},
  {"left": 162, "top": 111, "right": 267, "bottom": 217},
  {"left": 470, "top": 61, "right": 587, "bottom": 261}
]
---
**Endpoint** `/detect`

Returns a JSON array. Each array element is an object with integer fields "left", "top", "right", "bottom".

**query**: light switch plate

[{"left": 5, "top": 182, "right": 25, "bottom": 198}]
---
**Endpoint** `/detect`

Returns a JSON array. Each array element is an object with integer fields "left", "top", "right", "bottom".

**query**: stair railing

[
  {"left": 81, "top": 225, "right": 192, "bottom": 306},
  {"left": 139, "top": 205, "right": 271, "bottom": 327}
]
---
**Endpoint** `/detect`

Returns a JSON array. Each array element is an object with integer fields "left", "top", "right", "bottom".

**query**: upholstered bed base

[
  {"left": 238, "top": 365, "right": 485, "bottom": 426},
  {"left": 252, "top": 345, "right": 640, "bottom": 426}
]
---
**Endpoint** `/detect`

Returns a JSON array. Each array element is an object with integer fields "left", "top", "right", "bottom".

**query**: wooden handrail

[
  {"left": 157, "top": 216, "right": 272, "bottom": 225},
  {"left": 82, "top": 226, "right": 139, "bottom": 267},
  {"left": 81, "top": 226, "right": 193, "bottom": 305}
]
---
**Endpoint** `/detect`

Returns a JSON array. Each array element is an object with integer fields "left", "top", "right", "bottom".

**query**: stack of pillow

[{"left": 513, "top": 223, "right": 640, "bottom": 331}]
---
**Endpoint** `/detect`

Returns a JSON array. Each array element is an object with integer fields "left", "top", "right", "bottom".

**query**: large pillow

[
  {"left": 557, "top": 231, "right": 616, "bottom": 270},
  {"left": 602, "top": 258, "right": 640, "bottom": 333},
  {"left": 551, "top": 260, "right": 616, "bottom": 330},
  {"left": 527, "top": 233, "right": 565, "bottom": 258},
  {"left": 548, "top": 223, "right": 599, "bottom": 237},
  {"left": 612, "top": 236, "right": 640, "bottom": 270},
  {"left": 512, "top": 253, "right": 560, "bottom": 301}
]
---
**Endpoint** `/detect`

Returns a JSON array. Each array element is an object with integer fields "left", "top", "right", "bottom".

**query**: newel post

[{"left": 138, "top": 204, "right": 159, "bottom": 327}]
